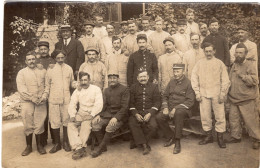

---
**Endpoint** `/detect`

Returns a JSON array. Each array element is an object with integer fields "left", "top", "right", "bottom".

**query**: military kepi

[
  {"left": 136, "top": 34, "right": 147, "bottom": 41},
  {"left": 60, "top": 25, "right": 71, "bottom": 30},
  {"left": 38, "top": 41, "right": 49, "bottom": 48},
  {"left": 172, "top": 63, "right": 185, "bottom": 69},
  {"left": 108, "top": 69, "right": 119, "bottom": 78}
]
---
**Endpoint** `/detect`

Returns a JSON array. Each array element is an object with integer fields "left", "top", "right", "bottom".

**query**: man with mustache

[
  {"left": 67, "top": 72, "right": 103, "bottom": 160},
  {"left": 191, "top": 42, "right": 230, "bottom": 148},
  {"left": 127, "top": 34, "right": 158, "bottom": 87},
  {"left": 93, "top": 15, "right": 108, "bottom": 39},
  {"left": 148, "top": 18, "right": 170, "bottom": 58},
  {"left": 172, "top": 19, "right": 191, "bottom": 53},
  {"left": 199, "top": 22, "right": 210, "bottom": 42},
  {"left": 158, "top": 36, "right": 185, "bottom": 94},
  {"left": 118, "top": 21, "right": 129, "bottom": 39},
  {"left": 226, "top": 43, "right": 260, "bottom": 149},
  {"left": 78, "top": 47, "right": 108, "bottom": 90},
  {"left": 128, "top": 70, "right": 161, "bottom": 155},
  {"left": 17, "top": 52, "right": 48, "bottom": 156},
  {"left": 185, "top": 8, "right": 200, "bottom": 35},
  {"left": 102, "top": 23, "right": 116, "bottom": 57},
  {"left": 138, "top": 16, "right": 154, "bottom": 38},
  {"left": 156, "top": 64, "right": 195, "bottom": 154},
  {"left": 91, "top": 70, "right": 130, "bottom": 158},
  {"left": 78, "top": 21, "right": 106, "bottom": 63},
  {"left": 202, "top": 17, "right": 230, "bottom": 67}
]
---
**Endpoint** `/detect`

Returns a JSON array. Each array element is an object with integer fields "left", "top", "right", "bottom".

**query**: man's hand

[
  {"left": 70, "top": 117, "right": 76, "bottom": 122},
  {"left": 196, "top": 95, "right": 202, "bottom": 102},
  {"left": 92, "top": 115, "right": 101, "bottom": 124},
  {"left": 153, "top": 79, "right": 158, "bottom": 85},
  {"left": 38, "top": 96, "right": 47, "bottom": 104},
  {"left": 169, "top": 108, "right": 176, "bottom": 119},
  {"left": 163, "top": 108, "right": 169, "bottom": 116},
  {"left": 218, "top": 95, "right": 225, "bottom": 104},
  {"left": 135, "top": 113, "right": 144, "bottom": 122},
  {"left": 143, "top": 113, "right": 151, "bottom": 122},
  {"left": 31, "top": 97, "right": 40, "bottom": 104},
  {"left": 108, "top": 117, "right": 118, "bottom": 127},
  {"left": 49, "top": 64, "right": 55, "bottom": 69},
  {"left": 123, "top": 50, "right": 130, "bottom": 57}
]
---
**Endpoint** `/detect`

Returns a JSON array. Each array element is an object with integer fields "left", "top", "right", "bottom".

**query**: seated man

[
  {"left": 156, "top": 64, "right": 195, "bottom": 154},
  {"left": 91, "top": 71, "right": 130, "bottom": 158},
  {"left": 128, "top": 69, "right": 161, "bottom": 155},
  {"left": 67, "top": 72, "right": 103, "bottom": 160}
]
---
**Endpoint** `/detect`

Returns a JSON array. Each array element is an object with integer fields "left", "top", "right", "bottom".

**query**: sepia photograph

[{"left": 2, "top": 1, "right": 260, "bottom": 168}]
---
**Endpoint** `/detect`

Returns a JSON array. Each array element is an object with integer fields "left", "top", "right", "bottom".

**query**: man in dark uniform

[
  {"left": 36, "top": 41, "right": 56, "bottom": 146},
  {"left": 127, "top": 34, "right": 158, "bottom": 87},
  {"left": 156, "top": 64, "right": 195, "bottom": 154},
  {"left": 128, "top": 70, "right": 161, "bottom": 155},
  {"left": 54, "top": 25, "right": 85, "bottom": 79},
  {"left": 91, "top": 70, "right": 130, "bottom": 158}
]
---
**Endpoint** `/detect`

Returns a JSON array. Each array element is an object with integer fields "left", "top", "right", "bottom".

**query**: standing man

[
  {"left": 226, "top": 43, "right": 260, "bottom": 149},
  {"left": 91, "top": 71, "right": 130, "bottom": 158},
  {"left": 127, "top": 34, "right": 158, "bottom": 87},
  {"left": 128, "top": 70, "right": 161, "bottom": 155},
  {"left": 78, "top": 21, "right": 106, "bottom": 63},
  {"left": 17, "top": 52, "right": 47, "bottom": 156},
  {"left": 158, "top": 37, "right": 184, "bottom": 94},
  {"left": 156, "top": 64, "right": 195, "bottom": 154},
  {"left": 185, "top": 8, "right": 200, "bottom": 35},
  {"left": 93, "top": 15, "right": 108, "bottom": 39},
  {"left": 78, "top": 47, "right": 108, "bottom": 90},
  {"left": 102, "top": 23, "right": 116, "bottom": 57},
  {"left": 199, "top": 22, "right": 210, "bottom": 42},
  {"left": 139, "top": 16, "right": 154, "bottom": 38},
  {"left": 106, "top": 36, "right": 129, "bottom": 86},
  {"left": 45, "top": 49, "right": 77, "bottom": 153},
  {"left": 148, "top": 18, "right": 170, "bottom": 58},
  {"left": 119, "top": 21, "right": 129, "bottom": 39},
  {"left": 54, "top": 25, "right": 85, "bottom": 79},
  {"left": 183, "top": 33, "right": 205, "bottom": 80},
  {"left": 191, "top": 42, "right": 230, "bottom": 148},
  {"left": 202, "top": 17, "right": 230, "bottom": 67},
  {"left": 172, "top": 19, "right": 191, "bottom": 53},
  {"left": 68, "top": 72, "right": 103, "bottom": 160}
]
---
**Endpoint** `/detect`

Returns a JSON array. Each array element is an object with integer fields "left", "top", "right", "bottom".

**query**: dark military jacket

[{"left": 36, "top": 55, "right": 56, "bottom": 69}]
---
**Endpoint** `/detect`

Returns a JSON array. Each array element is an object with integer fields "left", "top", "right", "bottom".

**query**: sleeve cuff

[
  {"left": 130, "top": 107, "right": 138, "bottom": 115},
  {"left": 161, "top": 102, "right": 168, "bottom": 109},
  {"left": 175, "top": 104, "right": 189, "bottom": 109}
]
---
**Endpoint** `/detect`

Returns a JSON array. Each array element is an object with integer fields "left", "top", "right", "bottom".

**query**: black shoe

[
  {"left": 130, "top": 140, "right": 137, "bottom": 149},
  {"left": 91, "top": 147, "right": 103, "bottom": 158},
  {"left": 199, "top": 131, "right": 213, "bottom": 145},
  {"left": 142, "top": 144, "right": 151, "bottom": 155},
  {"left": 49, "top": 128, "right": 62, "bottom": 153},
  {"left": 35, "top": 134, "right": 46, "bottom": 154},
  {"left": 49, "top": 143, "right": 62, "bottom": 153},
  {"left": 63, "top": 141, "right": 71, "bottom": 152},
  {"left": 164, "top": 138, "right": 175, "bottom": 147},
  {"left": 63, "top": 126, "right": 71, "bottom": 152},
  {"left": 21, "top": 134, "right": 33, "bottom": 156},
  {"left": 217, "top": 132, "right": 226, "bottom": 148},
  {"left": 173, "top": 139, "right": 181, "bottom": 154},
  {"left": 224, "top": 137, "right": 241, "bottom": 143},
  {"left": 72, "top": 148, "right": 87, "bottom": 160}
]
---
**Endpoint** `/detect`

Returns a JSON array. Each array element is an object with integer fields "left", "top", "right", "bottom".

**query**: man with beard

[
  {"left": 91, "top": 71, "right": 130, "bottom": 158},
  {"left": 202, "top": 17, "right": 230, "bottom": 67},
  {"left": 226, "top": 43, "right": 260, "bottom": 149},
  {"left": 102, "top": 23, "right": 116, "bottom": 57},
  {"left": 78, "top": 47, "right": 108, "bottom": 90},
  {"left": 199, "top": 22, "right": 210, "bottom": 42},
  {"left": 148, "top": 18, "right": 170, "bottom": 58},
  {"left": 93, "top": 15, "right": 108, "bottom": 39},
  {"left": 119, "top": 21, "right": 129, "bottom": 39},
  {"left": 158, "top": 37, "right": 185, "bottom": 94},
  {"left": 156, "top": 64, "right": 195, "bottom": 154},
  {"left": 185, "top": 8, "right": 200, "bottom": 35},
  {"left": 45, "top": 49, "right": 78, "bottom": 153},
  {"left": 128, "top": 70, "right": 161, "bottom": 155},
  {"left": 106, "top": 36, "right": 129, "bottom": 86},
  {"left": 191, "top": 42, "right": 230, "bottom": 148},
  {"left": 78, "top": 21, "right": 106, "bottom": 63},
  {"left": 127, "top": 34, "right": 158, "bottom": 87},
  {"left": 138, "top": 16, "right": 154, "bottom": 38},
  {"left": 172, "top": 19, "right": 191, "bottom": 53},
  {"left": 17, "top": 52, "right": 47, "bottom": 156},
  {"left": 68, "top": 72, "right": 103, "bottom": 160},
  {"left": 183, "top": 33, "right": 205, "bottom": 80}
]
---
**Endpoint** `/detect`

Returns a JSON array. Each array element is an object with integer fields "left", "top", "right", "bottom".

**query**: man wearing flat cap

[
  {"left": 158, "top": 36, "right": 185, "bottom": 94},
  {"left": 202, "top": 17, "right": 230, "bottom": 67},
  {"left": 172, "top": 19, "right": 191, "bottom": 53},
  {"left": 127, "top": 34, "right": 158, "bottom": 87},
  {"left": 185, "top": 8, "right": 200, "bottom": 35},
  {"left": 79, "top": 21, "right": 106, "bottom": 63},
  {"left": 54, "top": 24, "right": 85, "bottom": 79},
  {"left": 91, "top": 70, "right": 130, "bottom": 158},
  {"left": 148, "top": 18, "right": 170, "bottom": 58},
  {"left": 156, "top": 63, "right": 195, "bottom": 154},
  {"left": 106, "top": 36, "right": 129, "bottom": 86},
  {"left": 138, "top": 16, "right": 154, "bottom": 38},
  {"left": 78, "top": 47, "right": 108, "bottom": 90},
  {"left": 128, "top": 69, "right": 161, "bottom": 155}
]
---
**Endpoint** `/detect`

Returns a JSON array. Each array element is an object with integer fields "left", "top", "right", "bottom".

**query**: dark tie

[{"left": 64, "top": 39, "right": 67, "bottom": 46}]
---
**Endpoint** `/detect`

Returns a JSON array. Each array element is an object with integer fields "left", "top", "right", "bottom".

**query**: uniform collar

[
  {"left": 174, "top": 75, "right": 186, "bottom": 84},
  {"left": 139, "top": 82, "right": 149, "bottom": 87}
]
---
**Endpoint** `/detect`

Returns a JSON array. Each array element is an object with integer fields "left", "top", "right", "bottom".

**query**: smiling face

[
  {"left": 61, "top": 29, "right": 72, "bottom": 39},
  {"left": 173, "top": 68, "right": 184, "bottom": 80},
  {"left": 25, "top": 55, "right": 36, "bottom": 69},
  {"left": 137, "top": 71, "right": 149, "bottom": 85},
  {"left": 108, "top": 75, "right": 119, "bottom": 86}
]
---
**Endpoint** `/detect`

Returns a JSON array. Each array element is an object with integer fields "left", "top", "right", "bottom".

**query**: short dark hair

[
  {"left": 79, "top": 71, "right": 90, "bottom": 80},
  {"left": 52, "top": 49, "right": 66, "bottom": 58},
  {"left": 201, "top": 42, "right": 215, "bottom": 50},
  {"left": 236, "top": 43, "right": 248, "bottom": 54}
]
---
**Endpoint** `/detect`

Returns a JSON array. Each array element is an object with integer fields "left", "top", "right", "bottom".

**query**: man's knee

[{"left": 156, "top": 112, "right": 166, "bottom": 122}]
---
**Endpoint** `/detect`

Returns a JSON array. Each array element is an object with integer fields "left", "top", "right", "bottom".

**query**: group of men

[{"left": 16, "top": 8, "right": 259, "bottom": 161}]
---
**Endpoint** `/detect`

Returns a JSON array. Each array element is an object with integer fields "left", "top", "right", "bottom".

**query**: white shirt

[{"left": 63, "top": 37, "right": 71, "bottom": 46}]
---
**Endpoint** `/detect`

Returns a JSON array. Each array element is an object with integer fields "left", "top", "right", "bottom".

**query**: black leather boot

[
  {"left": 49, "top": 128, "right": 62, "bottom": 153},
  {"left": 35, "top": 134, "right": 47, "bottom": 154},
  {"left": 93, "top": 131, "right": 107, "bottom": 152},
  {"left": 91, "top": 132, "right": 112, "bottom": 158},
  {"left": 142, "top": 143, "right": 151, "bottom": 155},
  {"left": 217, "top": 132, "right": 226, "bottom": 148},
  {"left": 173, "top": 139, "right": 181, "bottom": 154},
  {"left": 199, "top": 130, "right": 213, "bottom": 145},
  {"left": 63, "top": 126, "right": 71, "bottom": 152},
  {"left": 21, "top": 134, "right": 33, "bottom": 156}
]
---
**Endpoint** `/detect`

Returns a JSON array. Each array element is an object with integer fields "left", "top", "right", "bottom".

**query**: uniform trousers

[
  {"left": 128, "top": 115, "right": 158, "bottom": 145},
  {"left": 229, "top": 100, "right": 260, "bottom": 140},
  {"left": 49, "top": 103, "right": 69, "bottom": 129},
  {"left": 21, "top": 102, "right": 47, "bottom": 136},
  {"left": 92, "top": 117, "right": 123, "bottom": 133}
]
